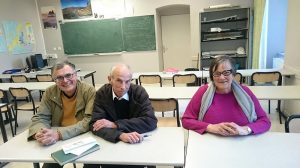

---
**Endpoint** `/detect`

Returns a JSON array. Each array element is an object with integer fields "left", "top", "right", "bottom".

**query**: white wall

[
  {"left": 283, "top": 0, "right": 300, "bottom": 115},
  {"left": 0, "top": 0, "right": 46, "bottom": 72},
  {"left": 36, "top": 0, "right": 253, "bottom": 84}
]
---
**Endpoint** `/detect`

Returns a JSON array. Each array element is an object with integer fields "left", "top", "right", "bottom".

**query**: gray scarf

[{"left": 198, "top": 80, "right": 257, "bottom": 122}]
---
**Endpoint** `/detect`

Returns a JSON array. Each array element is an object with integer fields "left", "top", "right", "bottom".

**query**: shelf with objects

[{"left": 200, "top": 7, "right": 250, "bottom": 70}]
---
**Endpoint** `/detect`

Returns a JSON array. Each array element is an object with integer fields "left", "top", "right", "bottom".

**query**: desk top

[
  {"left": 185, "top": 131, "right": 300, "bottom": 168},
  {"left": 0, "top": 103, "right": 6, "bottom": 108},
  {"left": 0, "top": 70, "right": 95, "bottom": 79},
  {"left": 144, "top": 85, "right": 300, "bottom": 100},
  {"left": 0, "top": 127, "right": 184, "bottom": 166},
  {"left": 0, "top": 82, "right": 54, "bottom": 91},
  {"left": 132, "top": 68, "right": 295, "bottom": 79}
]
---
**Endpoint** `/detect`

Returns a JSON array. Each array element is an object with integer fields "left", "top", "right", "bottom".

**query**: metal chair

[
  {"left": 11, "top": 75, "right": 28, "bottom": 83},
  {"left": 11, "top": 75, "right": 30, "bottom": 102},
  {"left": 250, "top": 71, "right": 283, "bottom": 123},
  {"left": 234, "top": 72, "right": 243, "bottom": 84},
  {"left": 150, "top": 98, "right": 180, "bottom": 127},
  {"left": 36, "top": 74, "right": 53, "bottom": 100},
  {"left": 139, "top": 75, "right": 162, "bottom": 87},
  {"left": 172, "top": 74, "right": 198, "bottom": 87},
  {"left": 0, "top": 89, "right": 15, "bottom": 136},
  {"left": 9, "top": 87, "right": 41, "bottom": 133},
  {"left": 285, "top": 114, "right": 300, "bottom": 133},
  {"left": 36, "top": 74, "right": 53, "bottom": 82}
]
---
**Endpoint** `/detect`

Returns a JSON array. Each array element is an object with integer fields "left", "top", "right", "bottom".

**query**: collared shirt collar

[{"left": 112, "top": 89, "right": 129, "bottom": 101}]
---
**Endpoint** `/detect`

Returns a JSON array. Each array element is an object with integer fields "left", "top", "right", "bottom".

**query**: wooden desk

[
  {"left": 0, "top": 127, "right": 184, "bottom": 167},
  {"left": 185, "top": 131, "right": 300, "bottom": 168}
]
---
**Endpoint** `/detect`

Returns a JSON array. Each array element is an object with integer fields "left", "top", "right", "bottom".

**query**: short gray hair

[{"left": 51, "top": 60, "right": 76, "bottom": 76}]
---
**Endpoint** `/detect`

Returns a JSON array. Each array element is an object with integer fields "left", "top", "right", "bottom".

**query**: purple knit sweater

[{"left": 182, "top": 84, "right": 271, "bottom": 134}]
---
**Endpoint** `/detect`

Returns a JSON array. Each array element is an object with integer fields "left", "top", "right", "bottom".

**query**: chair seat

[
  {"left": 157, "top": 117, "right": 178, "bottom": 127},
  {"left": 17, "top": 102, "right": 41, "bottom": 110},
  {"left": 1, "top": 106, "right": 9, "bottom": 112}
]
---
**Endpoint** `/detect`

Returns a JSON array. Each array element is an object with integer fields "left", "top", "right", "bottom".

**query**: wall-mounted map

[
  {"left": 2, "top": 21, "right": 35, "bottom": 54},
  {"left": 0, "top": 25, "right": 7, "bottom": 53}
]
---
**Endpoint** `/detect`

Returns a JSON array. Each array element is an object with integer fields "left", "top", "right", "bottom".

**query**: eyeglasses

[
  {"left": 53, "top": 72, "right": 75, "bottom": 82},
  {"left": 212, "top": 69, "right": 232, "bottom": 77}
]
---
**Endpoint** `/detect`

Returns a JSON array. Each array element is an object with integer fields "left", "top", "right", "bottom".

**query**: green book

[{"left": 51, "top": 144, "right": 100, "bottom": 166}]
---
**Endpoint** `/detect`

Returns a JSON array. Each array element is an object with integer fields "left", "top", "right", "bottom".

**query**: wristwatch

[{"left": 247, "top": 127, "right": 252, "bottom": 134}]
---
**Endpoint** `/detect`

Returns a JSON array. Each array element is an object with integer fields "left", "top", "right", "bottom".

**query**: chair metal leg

[
  {"left": 14, "top": 108, "right": 18, "bottom": 134},
  {"left": 7, "top": 107, "right": 15, "bottom": 136}
]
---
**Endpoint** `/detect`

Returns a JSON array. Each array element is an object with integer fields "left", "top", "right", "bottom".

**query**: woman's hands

[{"left": 206, "top": 122, "right": 251, "bottom": 136}]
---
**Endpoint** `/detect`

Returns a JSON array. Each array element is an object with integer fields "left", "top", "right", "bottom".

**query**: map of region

[{"left": 3, "top": 21, "right": 35, "bottom": 54}]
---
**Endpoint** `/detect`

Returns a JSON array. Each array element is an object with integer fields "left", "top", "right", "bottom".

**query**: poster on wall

[
  {"left": 0, "top": 25, "right": 7, "bottom": 53},
  {"left": 41, "top": 6, "right": 58, "bottom": 29},
  {"left": 2, "top": 21, "right": 35, "bottom": 54},
  {"left": 60, "top": 0, "right": 93, "bottom": 20}
]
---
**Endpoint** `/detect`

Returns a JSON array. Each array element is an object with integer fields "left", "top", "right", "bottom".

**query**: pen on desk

[{"left": 143, "top": 134, "right": 151, "bottom": 138}]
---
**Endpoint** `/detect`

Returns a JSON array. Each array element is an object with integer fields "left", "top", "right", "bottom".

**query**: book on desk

[
  {"left": 51, "top": 143, "right": 99, "bottom": 166},
  {"left": 51, "top": 137, "right": 100, "bottom": 166}
]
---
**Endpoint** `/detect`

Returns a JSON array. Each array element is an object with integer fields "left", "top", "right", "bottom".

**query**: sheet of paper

[
  {"left": 62, "top": 137, "right": 97, "bottom": 155},
  {"left": 68, "top": 142, "right": 97, "bottom": 155}
]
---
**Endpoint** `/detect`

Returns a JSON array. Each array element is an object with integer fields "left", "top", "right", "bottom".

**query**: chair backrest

[
  {"left": 234, "top": 72, "right": 243, "bottom": 84},
  {"left": 9, "top": 87, "right": 31, "bottom": 98},
  {"left": 11, "top": 75, "right": 28, "bottom": 83},
  {"left": 139, "top": 75, "right": 162, "bottom": 87},
  {"left": 285, "top": 115, "right": 300, "bottom": 133},
  {"left": 172, "top": 74, "right": 197, "bottom": 87},
  {"left": 250, "top": 71, "right": 282, "bottom": 86},
  {"left": 0, "top": 89, "right": 9, "bottom": 103},
  {"left": 36, "top": 74, "right": 53, "bottom": 82},
  {"left": 0, "top": 89, "right": 4, "bottom": 100},
  {"left": 185, "top": 68, "right": 199, "bottom": 71},
  {"left": 150, "top": 98, "right": 180, "bottom": 127}
]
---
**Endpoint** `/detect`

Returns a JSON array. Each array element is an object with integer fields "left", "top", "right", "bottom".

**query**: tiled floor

[{"left": 1, "top": 98, "right": 285, "bottom": 168}]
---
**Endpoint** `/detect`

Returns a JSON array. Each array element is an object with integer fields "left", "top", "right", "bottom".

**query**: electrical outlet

[{"left": 46, "top": 54, "right": 58, "bottom": 59}]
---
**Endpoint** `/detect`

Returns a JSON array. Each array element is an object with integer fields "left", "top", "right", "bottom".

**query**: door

[{"left": 161, "top": 14, "right": 191, "bottom": 71}]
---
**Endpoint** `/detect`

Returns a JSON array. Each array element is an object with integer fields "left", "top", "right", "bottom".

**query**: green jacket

[{"left": 28, "top": 80, "right": 96, "bottom": 140}]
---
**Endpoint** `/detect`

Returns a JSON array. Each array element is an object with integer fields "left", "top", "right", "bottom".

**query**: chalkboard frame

[{"left": 60, "top": 15, "right": 156, "bottom": 55}]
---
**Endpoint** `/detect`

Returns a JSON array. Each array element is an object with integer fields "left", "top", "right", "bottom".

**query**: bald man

[{"left": 89, "top": 64, "right": 157, "bottom": 168}]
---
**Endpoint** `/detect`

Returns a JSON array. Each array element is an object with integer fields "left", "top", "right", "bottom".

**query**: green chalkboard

[
  {"left": 60, "top": 19, "right": 123, "bottom": 55},
  {"left": 122, "top": 15, "right": 156, "bottom": 51},
  {"left": 60, "top": 15, "right": 156, "bottom": 55}
]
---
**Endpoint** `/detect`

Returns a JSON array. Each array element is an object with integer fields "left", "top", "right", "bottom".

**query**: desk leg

[
  {"left": 0, "top": 109, "right": 8, "bottom": 142},
  {"left": 33, "top": 162, "right": 40, "bottom": 168}
]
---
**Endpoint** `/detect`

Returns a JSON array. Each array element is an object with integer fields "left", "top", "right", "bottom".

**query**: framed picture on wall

[
  {"left": 60, "top": 0, "right": 93, "bottom": 19},
  {"left": 41, "top": 6, "right": 58, "bottom": 29}
]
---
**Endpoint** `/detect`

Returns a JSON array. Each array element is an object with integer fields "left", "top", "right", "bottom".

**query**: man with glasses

[
  {"left": 28, "top": 61, "right": 96, "bottom": 168},
  {"left": 182, "top": 55, "right": 270, "bottom": 136}
]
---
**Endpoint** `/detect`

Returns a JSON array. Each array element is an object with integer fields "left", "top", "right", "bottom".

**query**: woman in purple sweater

[{"left": 182, "top": 55, "right": 271, "bottom": 136}]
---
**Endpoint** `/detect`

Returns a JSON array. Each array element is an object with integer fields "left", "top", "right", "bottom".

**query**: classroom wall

[
  {"left": 266, "top": 0, "right": 287, "bottom": 69},
  {"left": 36, "top": 0, "right": 253, "bottom": 84},
  {"left": 283, "top": 0, "right": 300, "bottom": 115},
  {"left": 0, "top": 0, "right": 46, "bottom": 72}
]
